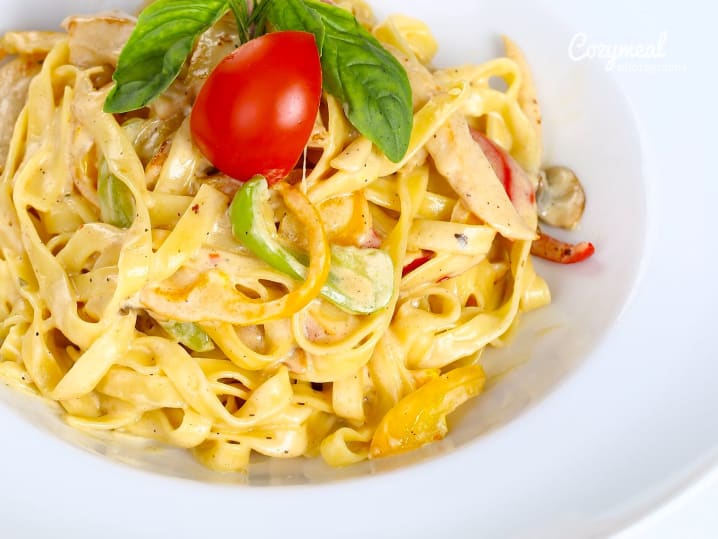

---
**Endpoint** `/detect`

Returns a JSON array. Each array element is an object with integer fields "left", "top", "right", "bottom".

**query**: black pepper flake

[{"left": 454, "top": 233, "right": 468, "bottom": 247}]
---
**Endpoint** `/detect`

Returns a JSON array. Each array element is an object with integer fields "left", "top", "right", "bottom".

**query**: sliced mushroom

[{"left": 536, "top": 166, "right": 586, "bottom": 230}]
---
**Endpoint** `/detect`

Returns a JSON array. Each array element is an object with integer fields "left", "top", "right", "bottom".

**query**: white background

[{"left": 555, "top": 1, "right": 717, "bottom": 536}]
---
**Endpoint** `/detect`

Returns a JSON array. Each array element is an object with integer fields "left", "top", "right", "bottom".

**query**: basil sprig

[
  {"left": 103, "top": 0, "right": 412, "bottom": 163},
  {"left": 269, "top": 0, "right": 412, "bottom": 162},
  {"left": 228, "top": 0, "right": 272, "bottom": 43}
]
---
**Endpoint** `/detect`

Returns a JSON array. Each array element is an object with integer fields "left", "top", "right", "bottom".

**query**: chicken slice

[
  {"left": 0, "top": 57, "right": 41, "bottom": 172},
  {"left": 426, "top": 113, "right": 536, "bottom": 241},
  {"left": 62, "top": 13, "right": 136, "bottom": 69}
]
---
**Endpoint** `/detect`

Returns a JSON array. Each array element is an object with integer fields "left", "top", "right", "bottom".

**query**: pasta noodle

[{"left": 0, "top": 0, "right": 553, "bottom": 470}]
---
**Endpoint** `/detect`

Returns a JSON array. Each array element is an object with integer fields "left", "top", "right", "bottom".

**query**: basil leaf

[
  {"left": 303, "top": 0, "right": 413, "bottom": 162},
  {"left": 265, "top": 0, "right": 325, "bottom": 52},
  {"left": 104, "top": 0, "right": 229, "bottom": 113}
]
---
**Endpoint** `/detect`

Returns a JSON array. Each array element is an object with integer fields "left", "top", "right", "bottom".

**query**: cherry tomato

[{"left": 190, "top": 31, "right": 322, "bottom": 184}]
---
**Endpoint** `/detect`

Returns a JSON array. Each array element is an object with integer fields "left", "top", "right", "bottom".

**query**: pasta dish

[{"left": 0, "top": 0, "right": 593, "bottom": 471}]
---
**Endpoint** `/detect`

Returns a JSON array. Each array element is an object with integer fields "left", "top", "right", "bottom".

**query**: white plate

[{"left": 0, "top": 0, "right": 714, "bottom": 537}]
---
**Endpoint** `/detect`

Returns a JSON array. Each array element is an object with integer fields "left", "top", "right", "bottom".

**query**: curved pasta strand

[
  {"left": 305, "top": 95, "right": 352, "bottom": 187},
  {"left": 65, "top": 398, "right": 143, "bottom": 431},
  {"left": 373, "top": 15, "right": 438, "bottom": 65},
  {"left": 193, "top": 439, "right": 252, "bottom": 472},
  {"left": 423, "top": 241, "right": 532, "bottom": 368},
  {"left": 332, "top": 370, "right": 366, "bottom": 422},
  {"left": 127, "top": 409, "right": 213, "bottom": 449},
  {"left": 140, "top": 183, "right": 331, "bottom": 325},
  {"left": 96, "top": 366, "right": 185, "bottom": 409},
  {"left": 320, "top": 426, "right": 372, "bottom": 467},
  {"left": 72, "top": 73, "right": 154, "bottom": 315},
  {"left": 434, "top": 58, "right": 522, "bottom": 102},
  {"left": 202, "top": 322, "right": 290, "bottom": 371},
  {"left": 148, "top": 184, "right": 227, "bottom": 283},
  {"left": 50, "top": 312, "right": 137, "bottom": 400},
  {"left": 502, "top": 35, "right": 543, "bottom": 173}
]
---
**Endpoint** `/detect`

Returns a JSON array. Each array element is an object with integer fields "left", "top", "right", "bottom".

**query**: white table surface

[
  {"left": 620, "top": 470, "right": 718, "bottom": 538},
  {"left": 551, "top": 1, "right": 716, "bottom": 536}
]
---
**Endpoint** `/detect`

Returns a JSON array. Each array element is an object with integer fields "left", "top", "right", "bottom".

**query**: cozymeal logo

[{"left": 568, "top": 31, "right": 687, "bottom": 72}]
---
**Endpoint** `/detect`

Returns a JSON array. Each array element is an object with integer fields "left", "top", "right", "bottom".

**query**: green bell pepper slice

[
  {"left": 229, "top": 176, "right": 393, "bottom": 314},
  {"left": 97, "top": 158, "right": 135, "bottom": 229},
  {"left": 158, "top": 320, "right": 215, "bottom": 353}
]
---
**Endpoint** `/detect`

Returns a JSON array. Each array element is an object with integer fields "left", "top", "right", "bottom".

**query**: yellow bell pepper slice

[{"left": 369, "top": 365, "right": 485, "bottom": 458}]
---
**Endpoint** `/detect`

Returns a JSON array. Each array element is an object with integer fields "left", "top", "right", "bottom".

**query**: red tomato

[{"left": 190, "top": 31, "right": 322, "bottom": 184}]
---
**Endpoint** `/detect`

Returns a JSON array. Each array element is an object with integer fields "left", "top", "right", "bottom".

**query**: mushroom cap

[{"left": 536, "top": 166, "right": 586, "bottom": 230}]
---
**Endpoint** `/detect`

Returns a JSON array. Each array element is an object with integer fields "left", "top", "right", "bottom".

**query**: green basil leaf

[
  {"left": 228, "top": 0, "right": 250, "bottom": 43},
  {"left": 104, "top": 0, "right": 229, "bottom": 113},
  {"left": 303, "top": 0, "right": 413, "bottom": 162},
  {"left": 265, "top": 0, "right": 325, "bottom": 52},
  {"left": 249, "top": 0, "right": 276, "bottom": 34}
]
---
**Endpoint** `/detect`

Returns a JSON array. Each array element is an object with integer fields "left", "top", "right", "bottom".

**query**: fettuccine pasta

[{"left": 0, "top": 0, "right": 553, "bottom": 470}]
